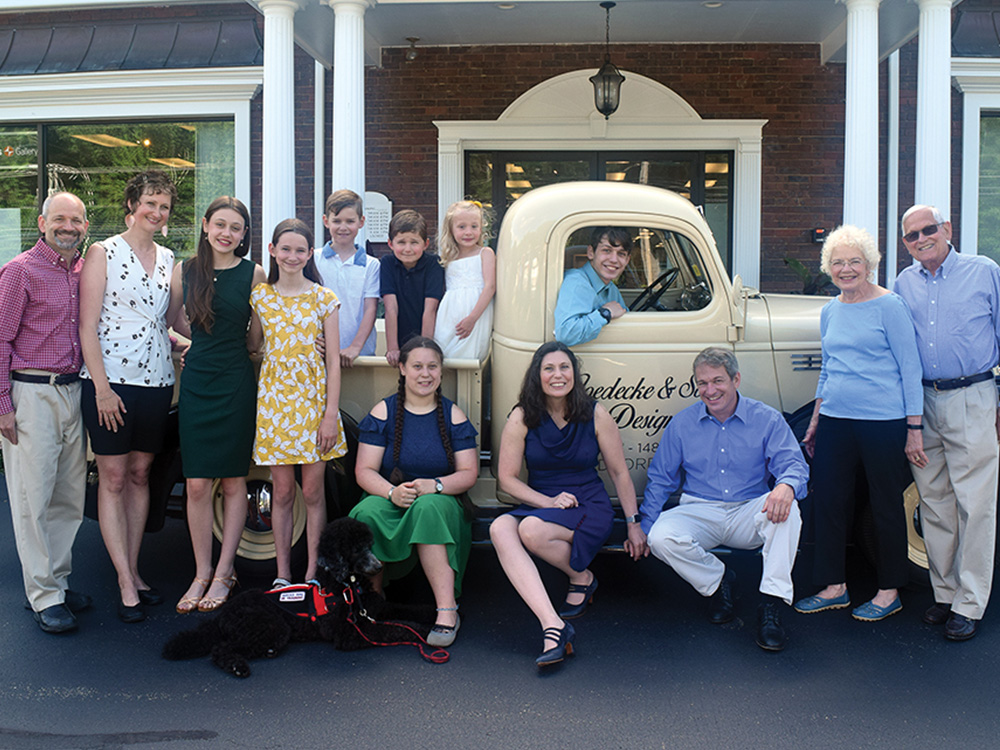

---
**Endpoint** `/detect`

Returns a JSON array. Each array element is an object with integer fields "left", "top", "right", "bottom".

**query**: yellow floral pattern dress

[{"left": 251, "top": 283, "right": 347, "bottom": 465}]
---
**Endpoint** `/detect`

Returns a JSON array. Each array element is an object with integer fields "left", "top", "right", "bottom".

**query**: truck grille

[{"left": 790, "top": 353, "right": 822, "bottom": 371}]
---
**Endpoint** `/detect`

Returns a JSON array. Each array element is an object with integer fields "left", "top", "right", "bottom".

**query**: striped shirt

[{"left": 0, "top": 239, "right": 84, "bottom": 414}]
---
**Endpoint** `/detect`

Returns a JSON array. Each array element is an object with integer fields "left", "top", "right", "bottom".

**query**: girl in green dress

[{"left": 170, "top": 197, "right": 266, "bottom": 614}]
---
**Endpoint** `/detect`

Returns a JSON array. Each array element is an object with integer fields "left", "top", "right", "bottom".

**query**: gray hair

[
  {"left": 41, "top": 192, "right": 87, "bottom": 220},
  {"left": 901, "top": 204, "right": 946, "bottom": 233},
  {"left": 693, "top": 347, "right": 739, "bottom": 379},
  {"left": 819, "top": 224, "right": 880, "bottom": 277}
]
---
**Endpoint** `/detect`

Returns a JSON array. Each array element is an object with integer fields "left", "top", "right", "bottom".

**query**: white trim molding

[
  {"left": 953, "top": 58, "right": 1000, "bottom": 256},
  {"left": 435, "top": 69, "right": 766, "bottom": 287},
  {"left": 0, "top": 67, "right": 262, "bottom": 210}
]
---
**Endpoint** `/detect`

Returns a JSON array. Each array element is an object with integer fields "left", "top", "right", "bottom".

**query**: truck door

[{"left": 546, "top": 217, "right": 735, "bottom": 500}]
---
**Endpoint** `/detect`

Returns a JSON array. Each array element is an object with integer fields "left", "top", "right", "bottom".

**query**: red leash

[{"left": 343, "top": 585, "right": 450, "bottom": 664}]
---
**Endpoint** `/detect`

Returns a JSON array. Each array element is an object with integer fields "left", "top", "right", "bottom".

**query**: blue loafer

[
  {"left": 794, "top": 591, "right": 850, "bottom": 613},
  {"left": 851, "top": 597, "right": 902, "bottom": 622}
]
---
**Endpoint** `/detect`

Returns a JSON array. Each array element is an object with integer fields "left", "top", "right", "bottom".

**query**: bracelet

[
  {"left": 387, "top": 486, "right": 395, "bottom": 501},
  {"left": 906, "top": 424, "right": 924, "bottom": 431}
]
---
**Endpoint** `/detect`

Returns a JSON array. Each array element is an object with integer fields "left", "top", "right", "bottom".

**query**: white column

[
  {"left": 733, "top": 136, "right": 763, "bottom": 289},
  {"left": 915, "top": 0, "right": 954, "bottom": 217},
  {"left": 886, "top": 50, "right": 900, "bottom": 285},
  {"left": 259, "top": 0, "right": 302, "bottom": 260},
  {"left": 841, "top": 0, "right": 880, "bottom": 241},
  {"left": 327, "top": 0, "right": 371, "bottom": 202},
  {"left": 314, "top": 60, "right": 326, "bottom": 247}
]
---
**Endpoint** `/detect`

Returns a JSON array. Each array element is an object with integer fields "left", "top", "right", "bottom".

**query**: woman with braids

[
  {"left": 490, "top": 341, "right": 642, "bottom": 668},
  {"left": 349, "top": 336, "right": 478, "bottom": 647},
  {"left": 169, "top": 197, "right": 266, "bottom": 614}
]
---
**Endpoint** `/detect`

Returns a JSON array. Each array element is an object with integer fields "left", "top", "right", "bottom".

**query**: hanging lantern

[{"left": 589, "top": 2, "right": 625, "bottom": 119}]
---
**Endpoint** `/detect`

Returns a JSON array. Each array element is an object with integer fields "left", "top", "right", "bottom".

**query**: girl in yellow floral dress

[{"left": 248, "top": 218, "right": 346, "bottom": 587}]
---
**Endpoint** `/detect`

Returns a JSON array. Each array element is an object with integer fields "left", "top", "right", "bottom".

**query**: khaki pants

[
  {"left": 1, "top": 380, "right": 86, "bottom": 611},
  {"left": 914, "top": 380, "right": 999, "bottom": 620},
  {"left": 646, "top": 492, "right": 802, "bottom": 605}
]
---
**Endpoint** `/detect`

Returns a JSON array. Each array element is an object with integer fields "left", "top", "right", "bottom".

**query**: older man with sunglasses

[{"left": 894, "top": 205, "right": 1000, "bottom": 641}]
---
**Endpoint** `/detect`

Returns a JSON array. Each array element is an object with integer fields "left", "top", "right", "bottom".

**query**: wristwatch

[
  {"left": 598, "top": 307, "right": 612, "bottom": 323},
  {"left": 434, "top": 478, "right": 444, "bottom": 493},
  {"left": 625, "top": 513, "right": 640, "bottom": 524}
]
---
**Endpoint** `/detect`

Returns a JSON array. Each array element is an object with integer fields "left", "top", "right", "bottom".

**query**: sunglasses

[{"left": 903, "top": 223, "right": 942, "bottom": 244}]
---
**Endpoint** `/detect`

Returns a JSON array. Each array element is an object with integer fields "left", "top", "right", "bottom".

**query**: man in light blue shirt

[
  {"left": 894, "top": 204, "right": 1000, "bottom": 642},
  {"left": 553, "top": 227, "right": 631, "bottom": 346},
  {"left": 636, "top": 348, "right": 808, "bottom": 652}
]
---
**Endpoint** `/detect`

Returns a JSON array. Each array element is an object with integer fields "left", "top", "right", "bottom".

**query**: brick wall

[{"left": 364, "top": 42, "right": 850, "bottom": 292}]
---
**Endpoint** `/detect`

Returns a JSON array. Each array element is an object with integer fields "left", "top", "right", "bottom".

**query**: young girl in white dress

[{"left": 433, "top": 201, "right": 496, "bottom": 360}]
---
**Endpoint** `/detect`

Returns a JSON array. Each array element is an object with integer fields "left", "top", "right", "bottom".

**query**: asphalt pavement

[{"left": 1, "top": 479, "right": 999, "bottom": 750}]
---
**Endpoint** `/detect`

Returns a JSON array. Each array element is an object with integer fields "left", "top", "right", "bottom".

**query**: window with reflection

[
  {"left": 466, "top": 150, "right": 732, "bottom": 272},
  {"left": 563, "top": 225, "right": 713, "bottom": 313},
  {"left": 0, "top": 120, "right": 234, "bottom": 265}
]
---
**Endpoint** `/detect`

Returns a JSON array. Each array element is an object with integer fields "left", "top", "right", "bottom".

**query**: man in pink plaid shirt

[{"left": 0, "top": 192, "right": 92, "bottom": 634}]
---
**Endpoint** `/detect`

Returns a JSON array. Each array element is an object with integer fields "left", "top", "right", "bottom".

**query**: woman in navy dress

[{"left": 491, "top": 341, "right": 644, "bottom": 667}]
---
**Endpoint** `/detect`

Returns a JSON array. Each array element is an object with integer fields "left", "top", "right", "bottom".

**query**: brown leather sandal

[
  {"left": 175, "top": 577, "right": 211, "bottom": 614},
  {"left": 197, "top": 574, "right": 238, "bottom": 613}
]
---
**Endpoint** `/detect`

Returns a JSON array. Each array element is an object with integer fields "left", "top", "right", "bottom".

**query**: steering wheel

[{"left": 629, "top": 267, "right": 680, "bottom": 312}]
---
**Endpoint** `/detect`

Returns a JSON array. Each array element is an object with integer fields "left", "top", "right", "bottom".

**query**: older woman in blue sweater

[{"left": 794, "top": 225, "right": 924, "bottom": 622}]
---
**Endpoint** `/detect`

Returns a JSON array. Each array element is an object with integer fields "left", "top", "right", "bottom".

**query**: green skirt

[{"left": 348, "top": 493, "right": 472, "bottom": 596}]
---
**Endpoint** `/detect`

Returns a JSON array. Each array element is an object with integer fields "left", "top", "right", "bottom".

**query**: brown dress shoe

[
  {"left": 922, "top": 602, "right": 951, "bottom": 626},
  {"left": 944, "top": 613, "right": 978, "bottom": 641}
]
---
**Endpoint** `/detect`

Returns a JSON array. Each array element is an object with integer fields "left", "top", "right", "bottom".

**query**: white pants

[
  {"left": 913, "top": 380, "right": 999, "bottom": 620},
  {"left": 1, "top": 380, "right": 86, "bottom": 611},
  {"left": 647, "top": 492, "right": 801, "bottom": 605}
]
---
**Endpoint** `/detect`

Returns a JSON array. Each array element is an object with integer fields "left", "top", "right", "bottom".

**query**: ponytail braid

[
  {"left": 436, "top": 385, "right": 474, "bottom": 521},
  {"left": 389, "top": 374, "right": 406, "bottom": 486}
]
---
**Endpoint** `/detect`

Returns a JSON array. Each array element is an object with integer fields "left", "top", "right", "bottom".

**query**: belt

[
  {"left": 921, "top": 370, "right": 994, "bottom": 392},
  {"left": 11, "top": 371, "right": 80, "bottom": 386}
]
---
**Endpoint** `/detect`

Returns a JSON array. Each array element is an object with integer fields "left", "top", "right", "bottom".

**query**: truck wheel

[
  {"left": 855, "top": 481, "right": 929, "bottom": 587},
  {"left": 212, "top": 466, "right": 307, "bottom": 577}
]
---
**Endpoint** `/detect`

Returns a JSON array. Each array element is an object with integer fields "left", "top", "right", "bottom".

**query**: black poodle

[{"left": 162, "top": 517, "right": 437, "bottom": 677}]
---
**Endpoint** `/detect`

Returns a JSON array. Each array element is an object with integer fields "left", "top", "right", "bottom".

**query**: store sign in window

[{"left": 0, "top": 120, "right": 234, "bottom": 264}]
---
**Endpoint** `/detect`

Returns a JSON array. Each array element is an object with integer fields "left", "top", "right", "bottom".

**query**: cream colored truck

[
  {"left": 342, "top": 181, "right": 927, "bottom": 574},
  {"left": 105, "top": 181, "right": 926, "bottom": 575}
]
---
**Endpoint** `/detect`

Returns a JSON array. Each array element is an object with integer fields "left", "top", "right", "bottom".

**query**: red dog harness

[
  {"left": 265, "top": 583, "right": 339, "bottom": 622},
  {"left": 264, "top": 581, "right": 449, "bottom": 664}
]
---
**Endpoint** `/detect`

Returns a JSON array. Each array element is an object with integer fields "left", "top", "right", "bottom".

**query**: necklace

[{"left": 213, "top": 257, "right": 241, "bottom": 282}]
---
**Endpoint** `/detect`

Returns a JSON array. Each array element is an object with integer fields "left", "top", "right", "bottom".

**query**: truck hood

[{"left": 754, "top": 292, "right": 827, "bottom": 344}]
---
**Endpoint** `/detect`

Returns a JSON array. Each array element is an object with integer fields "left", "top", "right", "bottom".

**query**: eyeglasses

[
  {"left": 903, "top": 223, "right": 942, "bottom": 244},
  {"left": 830, "top": 258, "right": 867, "bottom": 270}
]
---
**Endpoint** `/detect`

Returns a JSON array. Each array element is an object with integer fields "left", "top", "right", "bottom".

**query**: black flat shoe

[
  {"left": 137, "top": 587, "right": 164, "bottom": 607},
  {"left": 558, "top": 574, "right": 598, "bottom": 619},
  {"left": 536, "top": 622, "right": 575, "bottom": 667},
  {"left": 709, "top": 569, "right": 735, "bottom": 624},
  {"left": 118, "top": 601, "right": 146, "bottom": 624}
]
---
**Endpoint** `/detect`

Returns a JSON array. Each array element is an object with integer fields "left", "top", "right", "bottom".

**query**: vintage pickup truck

[{"left": 92, "top": 181, "right": 927, "bottom": 578}]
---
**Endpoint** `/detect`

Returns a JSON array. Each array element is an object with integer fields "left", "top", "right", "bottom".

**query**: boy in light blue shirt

[
  {"left": 553, "top": 227, "right": 631, "bottom": 346},
  {"left": 315, "top": 190, "right": 380, "bottom": 368}
]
